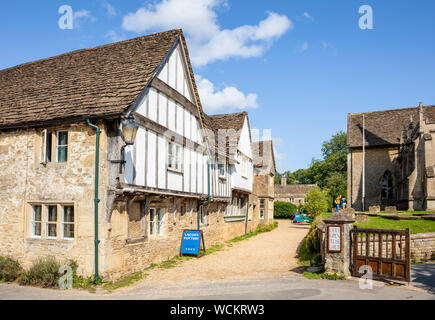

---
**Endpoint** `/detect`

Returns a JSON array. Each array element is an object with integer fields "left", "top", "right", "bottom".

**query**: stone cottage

[
  {"left": 0, "top": 29, "right": 262, "bottom": 279},
  {"left": 274, "top": 178, "right": 317, "bottom": 206},
  {"left": 347, "top": 102, "right": 435, "bottom": 211},
  {"left": 251, "top": 140, "right": 276, "bottom": 225}
]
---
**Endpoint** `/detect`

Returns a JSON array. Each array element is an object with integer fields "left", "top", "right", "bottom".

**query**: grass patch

[
  {"left": 229, "top": 222, "right": 278, "bottom": 243},
  {"left": 103, "top": 271, "right": 145, "bottom": 291},
  {"left": 206, "top": 243, "right": 225, "bottom": 255},
  {"left": 302, "top": 267, "right": 346, "bottom": 280},
  {"left": 321, "top": 211, "right": 435, "bottom": 234},
  {"left": 355, "top": 216, "right": 435, "bottom": 234},
  {"left": 321, "top": 212, "right": 333, "bottom": 219}
]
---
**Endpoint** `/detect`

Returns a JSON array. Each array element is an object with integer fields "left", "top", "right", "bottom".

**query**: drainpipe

[
  {"left": 244, "top": 198, "right": 249, "bottom": 234},
  {"left": 86, "top": 119, "right": 100, "bottom": 284},
  {"left": 350, "top": 149, "right": 353, "bottom": 208},
  {"left": 198, "top": 158, "right": 212, "bottom": 230}
]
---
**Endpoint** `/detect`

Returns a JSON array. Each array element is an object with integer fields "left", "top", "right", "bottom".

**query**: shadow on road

[{"left": 411, "top": 264, "right": 435, "bottom": 294}]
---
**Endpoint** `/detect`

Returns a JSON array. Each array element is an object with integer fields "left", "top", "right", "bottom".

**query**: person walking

[
  {"left": 335, "top": 195, "right": 341, "bottom": 213},
  {"left": 340, "top": 196, "right": 347, "bottom": 209}
]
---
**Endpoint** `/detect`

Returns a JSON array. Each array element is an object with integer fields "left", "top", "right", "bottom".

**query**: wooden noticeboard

[{"left": 327, "top": 225, "right": 342, "bottom": 252}]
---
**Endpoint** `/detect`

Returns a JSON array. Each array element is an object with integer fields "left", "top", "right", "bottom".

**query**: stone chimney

[{"left": 281, "top": 176, "right": 287, "bottom": 186}]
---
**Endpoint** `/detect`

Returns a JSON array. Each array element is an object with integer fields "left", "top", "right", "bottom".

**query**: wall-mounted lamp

[
  {"left": 111, "top": 114, "right": 139, "bottom": 174},
  {"left": 121, "top": 114, "right": 139, "bottom": 146}
]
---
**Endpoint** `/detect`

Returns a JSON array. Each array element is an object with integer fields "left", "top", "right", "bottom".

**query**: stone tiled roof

[
  {"left": 347, "top": 105, "right": 435, "bottom": 148},
  {"left": 274, "top": 184, "right": 317, "bottom": 197},
  {"left": 0, "top": 29, "right": 207, "bottom": 130},
  {"left": 252, "top": 140, "right": 276, "bottom": 172},
  {"left": 205, "top": 112, "right": 249, "bottom": 159}
]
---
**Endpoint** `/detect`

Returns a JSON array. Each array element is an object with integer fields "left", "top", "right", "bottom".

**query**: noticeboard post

[
  {"left": 180, "top": 229, "right": 206, "bottom": 258},
  {"left": 327, "top": 225, "right": 342, "bottom": 253}
]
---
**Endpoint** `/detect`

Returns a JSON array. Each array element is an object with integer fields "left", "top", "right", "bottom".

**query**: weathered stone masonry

[{"left": 0, "top": 121, "right": 109, "bottom": 275}]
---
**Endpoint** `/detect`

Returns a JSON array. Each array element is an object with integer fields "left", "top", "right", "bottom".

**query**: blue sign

[{"left": 180, "top": 230, "right": 203, "bottom": 256}]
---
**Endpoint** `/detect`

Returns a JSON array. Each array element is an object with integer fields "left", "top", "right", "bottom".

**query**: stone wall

[
  {"left": 0, "top": 121, "right": 267, "bottom": 280},
  {"left": 104, "top": 198, "right": 261, "bottom": 280},
  {"left": 411, "top": 232, "right": 435, "bottom": 262},
  {"left": 0, "top": 121, "right": 110, "bottom": 275},
  {"left": 348, "top": 147, "right": 400, "bottom": 211},
  {"left": 251, "top": 172, "right": 274, "bottom": 226}
]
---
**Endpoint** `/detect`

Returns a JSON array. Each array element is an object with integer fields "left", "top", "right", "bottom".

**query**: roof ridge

[
  {"left": 0, "top": 29, "right": 182, "bottom": 73},
  {"left": 349, "top": 104, "right": 435, "bottom": 117},
  {"left": 208, "top": 111, "right": 247, "bottom": 118}
]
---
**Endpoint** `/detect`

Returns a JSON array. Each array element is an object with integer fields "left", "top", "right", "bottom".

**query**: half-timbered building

[{"left": 0, "top": 29, "right": 264, "bottom": 279}]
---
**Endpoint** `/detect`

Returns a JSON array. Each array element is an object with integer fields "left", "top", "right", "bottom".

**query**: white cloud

[
  {"left": 73, "top": 9, "right": 96, "bottom": 29},
  {"left": 303, "top": 12, "right": 314, "bottom": 21},
  {"left": 196, "top": 75, "right": 258, "bottom": 113},
  {"left": 102, "top": 1, "right": 117, "bottom": 17},
  {"left": 122, "top": 0, "right": 292, "bottom": 66},
  {"left": 294, "top": 41, "right": 308, "bottom": 53}
]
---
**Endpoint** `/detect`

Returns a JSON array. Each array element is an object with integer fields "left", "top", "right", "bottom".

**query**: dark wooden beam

[
  {"left": 118, "top": 183, "right": 208, "bottom": 199},
  {"left": 133, "top": 112, "right": 207, "bottom": 154},
  {"left": 150, "top": 77, "right": 201, "bottom": 120}
]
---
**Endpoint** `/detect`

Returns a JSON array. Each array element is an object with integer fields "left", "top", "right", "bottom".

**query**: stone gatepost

[{"left": 322, "top": 211, "right": 356, "bottom": 277}]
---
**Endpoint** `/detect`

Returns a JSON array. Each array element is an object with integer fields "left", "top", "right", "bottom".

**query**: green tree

[
  {"left": 275, "top": 131, "right": 348, "bottom": 202},
  {"left": 304, "top": 187, "right": 329, "bottom": 218},
  {"left": 321, "top": 131, "right": 347, "bottom": 160}
]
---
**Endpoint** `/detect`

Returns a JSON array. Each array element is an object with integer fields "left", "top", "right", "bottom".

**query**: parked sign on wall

[
  {"left": 180, "top": 230, "right": 206, "bottom": 257},
  {"left": 327, "top": 225, "right": 342, "bottom": 252}
]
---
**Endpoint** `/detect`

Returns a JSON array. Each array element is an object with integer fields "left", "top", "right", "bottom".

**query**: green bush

[
  {"left": 304, "top": 187, "right": 329, "bottom": 219},
  {"left": 274, "top": 202, "right": 297, "bottom": 219},
  {"left": 298, "top": 226, "right": 321, "bottom": 267},
  {"left": 0, "top": 256, "right": 22, "bottom": 282},
  {"left": 19, "top": 257, "right": 61, "bottom": 287}
]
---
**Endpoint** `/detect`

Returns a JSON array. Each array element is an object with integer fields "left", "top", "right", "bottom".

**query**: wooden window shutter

[{"left": 40, "top": 129, "right": 47, "bottom": 164}]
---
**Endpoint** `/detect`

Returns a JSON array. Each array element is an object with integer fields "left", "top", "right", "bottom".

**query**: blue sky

[{"left": 1, "top": 0, "right": 435, "bottom": 172}]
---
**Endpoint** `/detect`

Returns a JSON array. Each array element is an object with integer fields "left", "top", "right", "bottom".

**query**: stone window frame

[
  {"left": 61, "top": 205, "right": 75, "bottom": 240},
  {"left": 55, "top": 130, "right": 69, "bottom": 163},
  {"left": 259, "top": 199, "right": 265, "bottom": 209},
  {"left": 27, "top": 202, "right": 76, "bottom": 241},
  {"left": 381, "top": 170, "right": 394, "bottom": 201},
  {"left": 259, "top": 209, "right": 265, "bottom": 220},
  {"left": 30, "top": 205, "right": 42, "bottom": 238},
  {"left": 46, "top": 205, "right": 58, "bottom": 239},
  {"left": 148, "top": 207, "right": 165, "bottom": 239}
]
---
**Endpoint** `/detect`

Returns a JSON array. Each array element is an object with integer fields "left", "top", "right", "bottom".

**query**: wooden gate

[{"left": 351, "top": 227, "right": 410, "bottom": 282}]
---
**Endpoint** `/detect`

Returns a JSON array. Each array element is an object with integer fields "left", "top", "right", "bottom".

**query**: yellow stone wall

[
  {"left": 0, "top": 121, "right": 266, "bottom": 280},
  {"left": 103, "top": 198, "right": 260, "bottom": 280},
  {"left": 0, "top": 121, "right": 109, "bottom": 276}
]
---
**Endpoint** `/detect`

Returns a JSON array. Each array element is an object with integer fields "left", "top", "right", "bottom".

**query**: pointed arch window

[{"left": 381, "top": 171, "right": 393, "bottom": 200}]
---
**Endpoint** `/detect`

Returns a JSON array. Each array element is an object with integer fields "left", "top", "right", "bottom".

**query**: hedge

[{"left": 274, "top": 201, "right": 297, "bottom": 219}]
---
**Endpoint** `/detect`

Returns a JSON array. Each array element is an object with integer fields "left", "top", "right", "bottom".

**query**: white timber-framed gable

[
  {"left": 231, "top": 116, "right": 253, "bottom": 193},
  {"left": 123, "top": 37, "right": 210, "bottom": 197}
]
